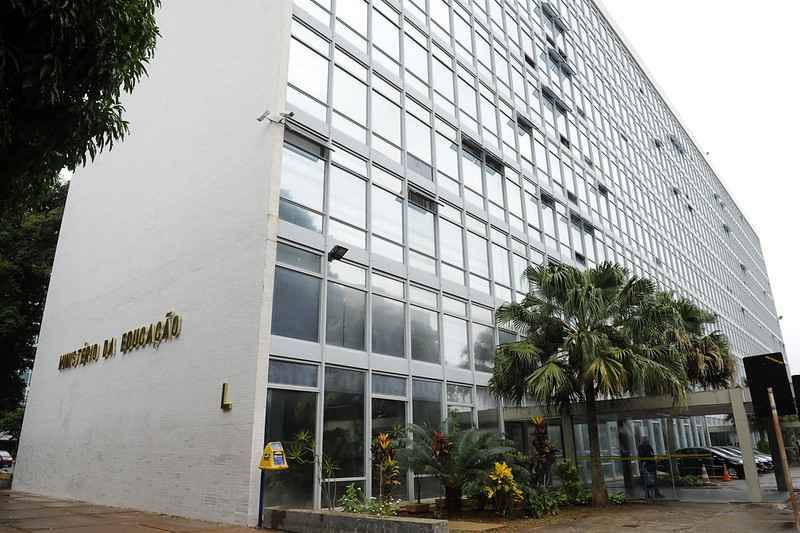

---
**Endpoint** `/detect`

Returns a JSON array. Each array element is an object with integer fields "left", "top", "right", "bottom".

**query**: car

[
  {"left": 675, "top": 446, "right": 746, "bottom": 479},
  {"left": 717, "top": 445, "right": 773, "bottom": 471},
  {"left": 0, "top": 451, "right": 12, "bottom": 468}
]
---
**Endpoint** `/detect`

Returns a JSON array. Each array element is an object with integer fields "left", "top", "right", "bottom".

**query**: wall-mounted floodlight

[{"left": 328, "top": 245, "right": 348, "bottom": 262}]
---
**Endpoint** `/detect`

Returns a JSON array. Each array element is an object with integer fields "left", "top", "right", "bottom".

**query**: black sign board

[
  {"left": 792, "top": 375, "right": 800, "bottom": 416},
  {"left": 743, "top": 353, "right": 796, "bottom": 417}
]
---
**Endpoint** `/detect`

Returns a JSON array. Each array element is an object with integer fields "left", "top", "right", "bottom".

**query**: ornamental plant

[
  {"left": 371, "top": 433, "right": 400, "bottom": 503},
  {"left": 396, "top": 413, "right": 515, "bottom": 517},
  {"left": 517, "top": 417, "right": 559, "bottom": 490},
  {"left": 483, "top": 461, "right": 524, "bottom": 516}
]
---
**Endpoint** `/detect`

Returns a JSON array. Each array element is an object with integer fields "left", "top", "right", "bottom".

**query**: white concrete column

[{"left": 730, "top": 389, "right": 762, "bottom": 502}]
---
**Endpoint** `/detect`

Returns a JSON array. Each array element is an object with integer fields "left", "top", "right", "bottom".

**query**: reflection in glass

[
  {"left": 372, "top": 294, "right": 404, "bottom": 357},
  {"left": 442, "top": 315, "right": 469, "bottom": 368},
  {"left": 265, "top": 389, "right": 317, "bottom": 508},
  {"left": 324, "top": 368, "right": 365, "bottom": 478},
  {"left": 268, "top": 360, "right": 318, "bottom": 387},
  {"left": 412, "top": 379, "right": 441, "bottom": 426},
  {"left": 326, "top": 282, "right": 366, "bottom": 350},
  {"left": 472, "top": 323, "right": 494, "bottom": 373},
  {"left": 410, "top": 306, "right": 439, "bottom": 363},
  {"left": 272, "top": 267, "right": 320, "bottom": 341}
]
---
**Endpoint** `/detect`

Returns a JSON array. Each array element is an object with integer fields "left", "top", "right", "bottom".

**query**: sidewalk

[
  {"left": 2, "top": 489, "right": 799, "bottom": 532},
  {"left": 0, "top": 490, "right": 270, "bottom": 533}
]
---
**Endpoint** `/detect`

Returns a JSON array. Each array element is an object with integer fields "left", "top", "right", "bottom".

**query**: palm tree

[
  {"left": 667, "top": 297, "right": 738, "bottom": 388},
  {"left": 490, "top": 262, "right": 688, "bottom": 506},
  {"left": 395, "top": 412, "right": 515, "bottom": 517}
]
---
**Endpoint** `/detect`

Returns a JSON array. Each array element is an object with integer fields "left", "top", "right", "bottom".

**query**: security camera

[
  {"left": 279, "top": 111, "right": 294, "bottom": 118},
  {"left": 256, "top": 110, "right": 270, "bottom": 122}
]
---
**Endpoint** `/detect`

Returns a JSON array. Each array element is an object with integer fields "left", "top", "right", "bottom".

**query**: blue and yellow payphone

[{"left": 258, "top": 442, "right": 288, "bottom": 470}]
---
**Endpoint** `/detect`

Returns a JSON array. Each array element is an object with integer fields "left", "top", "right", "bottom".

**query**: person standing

[{"left": 638, "top": 436, "right": 664, "bottom": 498}]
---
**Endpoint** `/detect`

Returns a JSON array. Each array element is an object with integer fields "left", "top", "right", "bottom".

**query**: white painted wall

[{"left": 14, "top": 1, "right": 292, "bottom": 525}]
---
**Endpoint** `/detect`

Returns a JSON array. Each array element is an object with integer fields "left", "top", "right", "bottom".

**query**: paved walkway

[{"left": 2, "top": 489, "right": 799, "bottom": 532}]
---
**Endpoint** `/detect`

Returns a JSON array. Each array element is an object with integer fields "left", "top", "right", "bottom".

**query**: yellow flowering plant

[{"left": 483, "top": 461, "right": 524, "bottom": 516}]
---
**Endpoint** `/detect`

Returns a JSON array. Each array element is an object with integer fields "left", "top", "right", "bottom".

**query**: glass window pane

[
  {"left": 280, "top": 142, "right": 325, "bottom": 211},
  {"left": 373, "top": 374, "right": 406, "bottom": 397},
  {"left": 272, "top": 267, "right": 320, "bottom": 341},
  {"left": 442, "top": 315, "right": 469, "bottom": 368},
  {"left": 439, "top": 218, "right": 464, "bottom": 268},
  {"left": 372, "top": 273, "right": 404, "bottom": 298},
  {"left": 265, "top": 389, "right": 318, "bottom": 508},
  {"left": 467, "top": 232, "right": 490, "bottom": 277},
  {"left": 406, "top": 113, "right": 432, "bottom": 163},
  {"left": 288, "top": 38, "right": 329, "bottom": 103},
  {"left": 333, "top": 66, "right": 367, "bottom": 123},
  {"left": 329, "top": 166, "right": 366, "bottom": 226},
  {"left": 491, "top": 243, "right": 511, "bottom": 286},
  {"left": 328, "top": 260, "right": 366, "bottom": 286},
  {"left": 324, "top": 368, "right": 365, "bottom": 477},
  {"left": 268, "top": 360, "right": 318, "bottom": 387},
  {"left": 371, "top": 185, "right": 404, "bottom": 244},
  {"left": 472, "top": 323, "right": 494, "bottom": 372},
  {"left": 372, "top": 294, "right": 405, "bottom": 357},
  {"left": 408, "top": 204, "right": 435, "bottom": 256},
  {"left": 372, "top": 92, "right": 401, "bottom": 146},
  {"left": 412, "top": 379, "right": 442, "bottom": 427},
  {"left": 447, "top": 384, "right": 472, "bottom": 403},
  {"left": 326, "top": 282, "right": 366, "bottom": 350},
  {"left": 410, "top": 306, "right": 439, "bottom": 363},
  {"left": 277, "top": 243, "right": 322, "bottom": 273}
]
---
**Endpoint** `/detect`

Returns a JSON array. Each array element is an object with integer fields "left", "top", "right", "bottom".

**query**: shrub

[
  {"left": 609, "top": 492, "right": 628, "bottom": 505},
  {"left": 756, "top": 440, "right": 771, "bottom": 454},
  {"left": 522, "top": 489, "right": 560, "bottom": 519},
  {"left": 338, "top": 483, "right": 399, "bottom": 516},
  {"left": 556, "top": 460, "right": 582, "bottom": 504}
]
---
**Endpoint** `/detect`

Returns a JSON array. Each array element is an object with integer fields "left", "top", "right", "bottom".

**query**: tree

[
  {"left": 0, "top": 180, "right": 68, "bottom": 414},
  {"left": 396, "top": 412, "right": 515, "bottom": 517},
  {"left": 0, "top": 406, "right": 25, "bottom": 455},
  {"left": 666, "top": 298, "right": 737, "bottom": 388},
  {"left": 0, "top": 0, "right": 161, "bottom": 216},
  {"left": 490, "top": 262, "right": 689, "bottom": 506}
]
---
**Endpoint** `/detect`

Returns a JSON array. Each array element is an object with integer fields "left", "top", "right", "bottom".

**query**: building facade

[{"left": 15, "top": 0, "right": 783, "bottom": 526}]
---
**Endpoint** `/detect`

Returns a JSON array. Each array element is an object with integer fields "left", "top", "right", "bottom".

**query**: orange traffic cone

[
  {"left": 722, "top": 463, "right": 731, "bottom": 482},
  {"left": 700, "top": 464, "right": 711, "bottom": 484}
]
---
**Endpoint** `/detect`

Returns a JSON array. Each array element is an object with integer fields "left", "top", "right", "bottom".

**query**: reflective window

[
  {"left": 412, "top": 379, "right": 441, "bottom": 426},
  {"left": 467, "top": 232, "right": 490, "bottom": 277},
  {"left": 265, "top": 388, "right": 317, "bottom": 508},
  {"left": 442, "top": 315, "right": 469, "bottom": 368},
  {"left": 372, "top": 294, "right": 404, "bottom": 357},
  {"left": 373, "top": 374, "right": 406, "bottom": 396},
  {"left": 371, "top": 185, "right": 404, "bottom": 246},
  {"left": 287, "top": 37, "right": 329, "bottom": 120},
  {"left": 411, "top": 306, "right": 440, "bottom": 363},
  {"left": 326, "top": 282, "right": 366, "bottom": 350},
  {"left": 279, "top": 142, "right": 325, "bottom": 232},
  {"left": 372, "top": 90, "right": 402, "bottom": 146},
  {"left": 268, "top": 360, "right": 318, "bottom": 387},
  {"left": 329, "top": 166, "right": 366, "bottom": 227},
  {"left": 333, "top": 66, "right": 367, "bottom": 124},
  {"left": 472, "top": 323, "right": 494, "bottom": 372},
  {"left": 408, "top": 204, "right": 436, "bottom": 257},
  {"left": 440, "top": 218, "right": 464, "bottom": 268},
  {"left": 272, "top": 267, "right": 320, "bottom": 341},
  {"left": 324, "top": 368, "right": 365, "bottom": 477},
  {"left": 277, "top": 242, "right": 322, "bottom": 273}
]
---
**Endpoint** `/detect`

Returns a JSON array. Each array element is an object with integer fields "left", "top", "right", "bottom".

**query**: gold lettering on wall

[{"left": 57, "top": 311, "right": 182, "bottom": 371}]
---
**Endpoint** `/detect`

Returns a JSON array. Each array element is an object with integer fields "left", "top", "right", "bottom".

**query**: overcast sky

[{"left": 598, "top": 0, "right": 800, "bottom": 374}]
